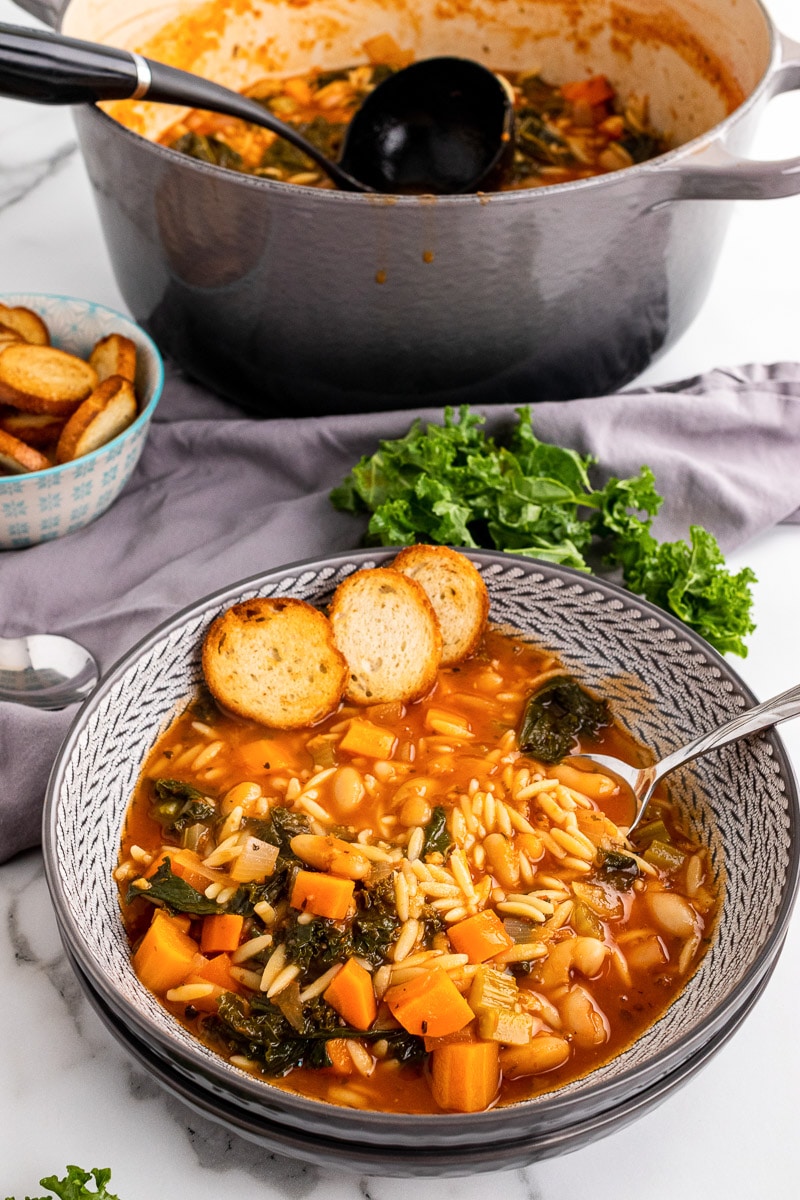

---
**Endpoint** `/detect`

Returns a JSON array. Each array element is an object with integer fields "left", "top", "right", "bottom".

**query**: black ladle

[{"left": 0, "top": 23, "right": 514, "bottom": 195}]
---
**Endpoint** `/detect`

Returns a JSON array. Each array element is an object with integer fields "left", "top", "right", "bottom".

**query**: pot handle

[
  {"left": 660, "top": 33, "right": 800, "bottom": 201},
  {"left": 9, "top": 0, "right": 66, "bottom": 29}
]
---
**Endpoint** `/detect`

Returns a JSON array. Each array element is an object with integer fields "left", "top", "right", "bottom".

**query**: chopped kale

[
  {"left": 189, "top": 685, "right": 219, "bottom": 724},
  {"left": 516, "top": 112, "right": 574, "bottom": 165},
  {"left": 595, "top": 850, "right": 640, "bottom": 891},
  {"left": 169, "top": 132, "right": 243, "bottom": 171},
  {"left": 151, "top": 778, "right": 217, "bottom": 834},
  {"left": 421, "top": 806, "right": 453, "bottom": 859},
  {"left": 518, "top": 675, "right": 610, "bottom": 763},
  {"left": 127, "top": 858, "right": 220, "bottom": 916}
]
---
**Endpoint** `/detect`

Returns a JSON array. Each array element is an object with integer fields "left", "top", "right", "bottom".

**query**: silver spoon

[
  {"left": 0, "top": 633, "right": 99, "bottom": 710},
  {"left": 571, "top": 681, "right": 800, "bottom": 834}
]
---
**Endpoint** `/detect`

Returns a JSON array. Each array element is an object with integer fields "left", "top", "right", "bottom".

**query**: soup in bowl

[{"left": 43, "top": 549, "right": 799, "bottom": 1171}]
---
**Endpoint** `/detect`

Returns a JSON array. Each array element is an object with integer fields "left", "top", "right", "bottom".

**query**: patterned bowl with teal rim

[{"left": 0, "top": 294, "right": 164, "bottom": 549}]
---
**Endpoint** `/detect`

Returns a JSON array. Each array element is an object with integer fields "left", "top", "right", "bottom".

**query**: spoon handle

[
  {"left": 0, "top": 22, "right": 366, "bottom": 191},
  {"left": 654, "top": 681, "right": 800, "bottom": 782}
]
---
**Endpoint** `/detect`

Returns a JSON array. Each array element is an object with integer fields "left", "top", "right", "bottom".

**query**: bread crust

[
  {"left": 0, "top": 344, "right": 97, "bottom": 414},
  {"left": 0, "top": 304, "right": 50, "bottom": 346},
  {"left": 328, "top": 567, "right": 442, "bottom": 705},
  {"left": 0, "top": 428, "right": 52, "bottom": 474},
  {"left": 89, "top": 333, "right": 137, "bottom": 384},
  {"left": 202, "top": 597, "right": 348, "bottom": 730},
  {"left": 0, "top": 410, "right": 64, "bottom": 448},
  {"left": 392, "top": 545, "right": 489, "bottom": 666},
  {"left": 55, "top": 375, "right": 138, "bottom": 463}
]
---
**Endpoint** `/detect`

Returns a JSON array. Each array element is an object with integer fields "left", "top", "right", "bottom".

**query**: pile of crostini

[{"left": 0, "top": 303, "right": 139, "bottom": 475}]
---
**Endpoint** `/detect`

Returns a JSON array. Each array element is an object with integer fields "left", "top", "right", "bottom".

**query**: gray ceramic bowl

[{"left": 44, "top": 549, "right": 800, "bottom": 1175}]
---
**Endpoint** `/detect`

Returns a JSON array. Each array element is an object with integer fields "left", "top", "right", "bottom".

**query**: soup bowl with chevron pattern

[
  {"left": 0, "top": 293, "right": 164, "bottom": 549},
  {"left": 43, "top": 550, "right": 800, "bottom": 1175}
]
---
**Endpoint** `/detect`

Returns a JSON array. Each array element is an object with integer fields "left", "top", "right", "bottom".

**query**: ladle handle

[
  {"left": 0, "top": 22, "right": 367, "bottom": 191},
  {"left": 654, "top": 682, "right": 800, "bottom": 782}
]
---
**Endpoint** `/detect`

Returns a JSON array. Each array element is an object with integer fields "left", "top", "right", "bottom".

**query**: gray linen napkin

[{"left": 3, "top": 360, "right": 800, "bottom": 864}]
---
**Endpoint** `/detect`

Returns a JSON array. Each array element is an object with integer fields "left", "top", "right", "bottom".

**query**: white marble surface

[{"left": 2, "top": 0, "right": 800, "bottom": 1195}]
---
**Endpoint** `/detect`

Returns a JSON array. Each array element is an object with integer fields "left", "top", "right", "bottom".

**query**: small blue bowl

[{"left": 0, "top": 293, "right": 164, "bottom": 549}]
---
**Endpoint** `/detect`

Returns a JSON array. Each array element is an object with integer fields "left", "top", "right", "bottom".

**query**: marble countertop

[{"left": 2, "top": 0, "right": 800, "bottom": 1195}]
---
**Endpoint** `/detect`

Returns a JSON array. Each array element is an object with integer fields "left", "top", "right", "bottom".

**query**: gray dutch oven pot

[{"left": 13, "top": 0, "right": 800, "bottom": 416}]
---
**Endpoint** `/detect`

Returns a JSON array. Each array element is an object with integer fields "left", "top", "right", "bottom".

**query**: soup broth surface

[{"left": 119, "top": 626, "right": 718, "bottom": 1114}]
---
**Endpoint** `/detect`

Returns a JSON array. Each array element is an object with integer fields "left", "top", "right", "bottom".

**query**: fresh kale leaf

[
  {"left": 330, "top": 405, "right": 756, "bottom": 656},
  {"left": 518, "top": 676, "right": 611, "bottom": 763},
  {"left": 7, "top": 1166, "right": 120, "bottom": 1200},
  {"left": 127, "top": 859, "right": 220, "bottom": 916}
]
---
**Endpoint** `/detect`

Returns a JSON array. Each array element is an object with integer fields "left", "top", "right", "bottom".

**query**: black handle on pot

[{"left": 0, "top": 22, "right": 140, "bottom": 102}]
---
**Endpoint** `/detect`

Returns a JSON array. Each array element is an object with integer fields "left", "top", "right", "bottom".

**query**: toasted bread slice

[
  {"left": 328, "top": 567, "right": 442, "bottom": 705},
  {"left": 202, "top": 597, "right": 348, "bottom": 730},
  {"left": 89, "top": 333, "right": 137, "bottom": 384},
  {"left": 391, "top": 545, "right": 489, "bottom": 666},
  {"left": 0, "top": 344, "right": 97, "bottom": 414},
  {"left": 0, "top": 410, "right": 65, "bottom": 448},
  {"left": 0, "top": 323, "right": 24, "bottom": 351},
  {"left": 55, "top": 376, "right": 137, "bottom": 463},
  {"left": 0, "top": 428, "right": 51, "bottom": 474},
  {"left": 0, "top": 304, "right": 50, "bottom": 346}
]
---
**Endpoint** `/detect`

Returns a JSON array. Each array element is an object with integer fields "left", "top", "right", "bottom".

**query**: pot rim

[{"left": 72, "top": 0, "right": 782, "bottom": 207}]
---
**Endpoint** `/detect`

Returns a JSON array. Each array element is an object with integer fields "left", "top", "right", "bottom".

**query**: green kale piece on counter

[
  {"left": 330, "top": 405, "right": 756, "bottom": 656},
  {"left": 6, "top": 1165, "right": 119, "bottom": 1200}
]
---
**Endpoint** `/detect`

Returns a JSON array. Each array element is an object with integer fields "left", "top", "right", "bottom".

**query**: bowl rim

[
  {"left": 0, "top": 291, "right": 165, "bottom": 485},
  {"left": 43, "top": 547, "right": 800, "bottom": 1142}
]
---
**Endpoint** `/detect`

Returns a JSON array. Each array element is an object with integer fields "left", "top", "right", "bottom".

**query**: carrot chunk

[
  {"left": 238, "top": 737, "right": 294, "bottom": 774},
  {"left": 324, "top": 957, "right": 377, "bottom": 1030},
  {"left": 200, "top": 913, "right": 244, "bottom": 954},
  {"left": 384, "top": 966, "right": 474, "bottom": 1037},
  {"left": 338, "top": 718, "right": 397, "bottom": 759},
  {"left": 290, "top": 869, "right": 355, "bottom": 920},
  {"left": 324, "top": 1037, "right": 356, "bottom": 1075},
  {"left": 448, "top": 910, "right": 515, "bottom": 963},
  {"left": 193, "top": 950, "right": 242, "bottom": 993},
  {"left": 430, "top": 1040, "right": 501, "bottom": 1112},
  {"left": 132, "top": 910, "right": 199, "bottom": 994},
  {"left": 561, "top": 74, "right": 615, "bottom": 107},
  {"left": 145, "top": 847, "right": 214, "bottom": 894}
]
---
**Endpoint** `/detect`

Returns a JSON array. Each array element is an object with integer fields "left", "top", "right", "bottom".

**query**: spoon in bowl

[
  {"left": 0, "top": 23, "right": 514, "bottom": 195},
  {"left": 570, "top": 681, "right": 800, "bottom": 835},
  {"left": 0, "top": 633, "right": 99, "bottom": 710}
]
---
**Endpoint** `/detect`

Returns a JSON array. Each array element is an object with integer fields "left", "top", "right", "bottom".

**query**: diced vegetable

[
  {"left": 339, "top": 718, "right": 397, "bottom": 759},
  {"left": 323, "top": 957, "right": 377, "bottom": 1030},
  {"left": 136, "top": 858, "right": 221, "bottom": 915},
  {"left": 430, "top": 1040, "right": 501, "bottom": 1112},
  {"left": 200, "top": 913, "right": 244, "bottom": 953},
  {"left": 146, "top": 847, "right": 217, "bottom": 893},
  {"left": 561, "top": 75, "right": 615, "bottom": 106},
  {"left": 229, "top": 836, "right": 279, "bottom": 883},
  {"left": 478, "top": 1008, "right": 534, "bottom": 1045},
  {"left": 448, "top": 910, "right": 514, "bottom": 963},
  {"left": 290, "top": 869, "right": 355, "bottom": 920},
  {"left": 238, "top": 738, "right": 293, "bottom": 773},
  {"left": 468, "top": 965, "right": 518, "bottom": 1015},
  {"left": 384, "top": 966, "right": 474, "bottom": 1037},
  {"left": 132, "top": 910, "right": 199, "bottom": 993},
  {"left": 193, "top": 950, "right": 242, "bottom": 993},
  {"left": 643, "top": 839, "right": 687, "bottom": 873},
  {"left": 324, "top": 1036, "right": 356, "bottom": 1075}
]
